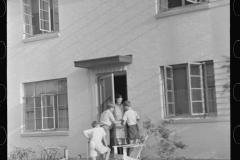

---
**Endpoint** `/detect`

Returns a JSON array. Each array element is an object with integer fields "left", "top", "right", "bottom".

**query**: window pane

[
  {"left": 206, "top": 63, "right": 214, "bottom": 75},
  {"left": 59, "top": 117, "right": 69, "bottom": 128},
  {"left": 192, "top": 102, "right": 204, "bottom": 114},
  {"left": 35, "top": 81, "right": 45, "bottom": 97},
  {"left": 35, "top": 97, "right": 41, "bottom": 108},
  {"left": 40, "top": 20, "right": 50, "bottom": 30},
  {"left": 168, "top": 104, "right": 175, "bottom": 115},
  {"left": 59, "top": 108, "right": 68, "bottom": 117},
  {"left": 173, "top": 67, "right": 189, "bottom": 114},
  {"left": 26, "top": 109, "right": 34, "bottom": 119},
  {"left": 55, "top": 99, "right": 58, "bottom": 128},
  {"left": 23, "top": 6, "right": 31, "bottom": 15},
  {"left": 47, "top": 96, "right": 54, "bottom": 106},
  {"left": 43, "top": 107, "right": 53, "bottom": 117},
  {"left": 58, "top": 94, "right": 68, "bottom": 106},
  {"left": 208, "top": 101, "right": 215, "bottom": 113},
  {"left": 166, "top": 69, "right": 172, "bottom": 78},
  {"left": 25, "top": 119, "right": 34, "bottom": 130},
  {"left": 207, "top": 76, "right": 215, "bottom": 87},
  {"left": 40, "top": 0, "right": 49, "bottom": 11},
  {"left": 167, "top": 79, "right": 174, "bottom": 90},
  {"left": 23, "top": 15, "right": 31, "bottom": 24},
  {"left": 167, "top": 91, "right": 174, "bottom": 102},
  {"left": 191, "top": 77, "right": 201, "bottom": 88},
  {"left": 36, "top": 119, "right": 42, "bottom": 129},
  {"left": 40, "top": 10, "right": 49, "bottom": 20},
  {"left": 207, "top": 88, "right": 215, "bottom": 100},
  {"left": 46, "top": 80, "right": 58, "bottom": 94},
  {"left": 24, "top": 83, "right": 34, "bottom": 97},
  {"left": 36, "top": 108, "right": 42, "bottom": 118},
  {"left": 58, "top": 80, "right": 67, "bottom": 94},
  {"left": 24, "top": 24, "right": 32, "bottom": 35},
  {"left": 43, "top": 118, "right": 54, "bottom": 129},
  {"left": 26, "top": 97, "right": 34, "bottom": 108},
  {"left": 190, "top": 65, "right": 200, "bottom": 75},
  {"left": 191, "top": 89, "right": 202, "bottom": 100},
  {"left": 168, "top": 0, "right": 182, "bottom": 8},
  {"left": 175, "top": 89, "right": 189, "bottom": 114},
  {"left": 23, "top": 0, "right": 31, "bottom": 5},
  {"left": 173, "top": 67, "right": 187, "bottom": 89},
  {"left": 53, "top": 0, "right": 59, "bottom": 31}
]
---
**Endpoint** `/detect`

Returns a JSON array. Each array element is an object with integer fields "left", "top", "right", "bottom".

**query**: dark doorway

[{"left": 114, "top": 74, "right": 128, "bottom": 102}]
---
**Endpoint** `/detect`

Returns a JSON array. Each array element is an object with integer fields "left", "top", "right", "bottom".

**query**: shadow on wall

[{"left": 221, "top": 55, "right": 230, "bottom": 94}]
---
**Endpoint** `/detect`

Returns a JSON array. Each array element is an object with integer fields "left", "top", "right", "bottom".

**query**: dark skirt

[{"left": 127, "top": 124, "right": 139, "bottom": 140}]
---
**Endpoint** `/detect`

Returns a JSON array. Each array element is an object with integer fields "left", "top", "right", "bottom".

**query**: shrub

[
  {"left": 8, "top": 146, "right": 37, "bottom": 160},
  {"left": 142, "top": 118, "right": 188, "bottom": 160}
]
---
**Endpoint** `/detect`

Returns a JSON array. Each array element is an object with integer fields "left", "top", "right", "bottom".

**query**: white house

[{"left": 7, "top": 0, "right": 230, "bottom": 159}]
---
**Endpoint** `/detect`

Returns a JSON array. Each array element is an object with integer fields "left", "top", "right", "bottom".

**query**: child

[
  {"left": 122, "top": 100, "right": 140, "bottom": 145},
  {"left": 82, "top": 121, "right": 111, "bottom": 160}
]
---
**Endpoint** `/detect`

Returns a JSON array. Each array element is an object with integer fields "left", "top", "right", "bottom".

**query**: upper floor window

[
  {"left": 158, "top": 0, "right": 207, "bottom": 11},
  {"left": 23, "top": 79, "right": 68, "bottom": 131},
  {"left": 22, "top": 0, "right": 59, "bottom": 38},
  {"left": 161, "top": 61, "right": 216, "bottom": 117}
]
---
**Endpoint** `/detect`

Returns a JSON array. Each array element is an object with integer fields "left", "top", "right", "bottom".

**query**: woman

[{"left": 113, "top": 94, "right": 127, "bottom": 148}]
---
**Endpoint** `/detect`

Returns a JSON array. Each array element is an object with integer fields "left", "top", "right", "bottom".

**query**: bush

[
  {"left": 8, "top": 146, "right": 37, "bottom": 160},
  {"left": 142, "top": 118, "right": 188, "bottom": 160}
]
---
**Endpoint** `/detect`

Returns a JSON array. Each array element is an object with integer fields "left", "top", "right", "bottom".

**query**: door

[
  {"left": 188, "top": 62, "right": 205, "bottom": 115},
  {"left": 98, "top": 73, "right": 116, "bottom": 149},
  {"left": 98, "top": 73, "right": 115, "bottom": 116}
]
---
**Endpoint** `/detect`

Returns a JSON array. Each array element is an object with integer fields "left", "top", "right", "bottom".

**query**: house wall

[{"left": 7, "top": 0, "right": 230, "bottom": 159}]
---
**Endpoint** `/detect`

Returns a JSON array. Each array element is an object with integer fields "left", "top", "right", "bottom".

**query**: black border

[
  {"left": 0, "top": 0, "right": 7, "bottom": 159},
  {"left": 231, "top": 0, "right": 240, "bottom": 159}
]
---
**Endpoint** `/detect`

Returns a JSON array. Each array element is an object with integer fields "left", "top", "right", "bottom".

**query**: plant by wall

[
  {"left": 142, "top": 118, "right": 188, "bottom": 160},
  {"left": 8, "top": 146, "right": 37, "bottom": 160}
]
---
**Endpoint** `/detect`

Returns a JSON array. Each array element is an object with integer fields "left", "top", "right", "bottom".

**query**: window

[
  {"left": 22, "top": 0, "right": 59, "bottom": 38},
  {"left": 161, "top": 61, "right": 216, "bottom": 117},
  {"left": 23, "top": 79, "right": 68, "bottom": 131},
  {"left": 158, "top": 0, "right": 207, "bottom": 11}
]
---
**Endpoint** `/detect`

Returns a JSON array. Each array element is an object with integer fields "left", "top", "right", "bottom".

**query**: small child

[
  {"left": 122, "top": 100, "right": 140, "bottom": 145},
  {"left": 82, "top": 121, "right": 111, "bottom": 160}
]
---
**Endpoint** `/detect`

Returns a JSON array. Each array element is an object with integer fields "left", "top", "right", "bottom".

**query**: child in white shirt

[
  {"left": 82, "top": 121, "right": 111, "bottom": 160},
  {"left": 122, "top": 100, "right": 140, "bottom": 145}
]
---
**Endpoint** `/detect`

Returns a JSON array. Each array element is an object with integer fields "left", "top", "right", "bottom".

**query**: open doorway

[
  {"left": 114, "top": 73, "right": 128, "bottom": 102},
  {"left": 98, "top": 71, "right": 128, "bottom": 152}
]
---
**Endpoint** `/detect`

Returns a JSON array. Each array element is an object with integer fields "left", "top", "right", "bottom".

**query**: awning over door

[{"left": 74, "top": 55, "right": 132, "bottom": 69}]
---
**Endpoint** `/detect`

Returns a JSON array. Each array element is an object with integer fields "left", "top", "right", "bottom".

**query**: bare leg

[
  {"left": 128, "top": 140, "right": 134, "bottom": 155},
  {"left": 105, "top": 148, "right": 111, "bottom": 160}
]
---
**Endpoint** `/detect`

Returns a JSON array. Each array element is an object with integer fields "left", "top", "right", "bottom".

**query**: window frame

[
  {"left": 21, "top": 0, "right": 59, "bottom": 39},
  {"left": 161, "top": 60, "right": 216, "bottom": 118},
  {"left": 188, "top": 62, "right": 205, "bottom": 115},
  {"left": 41, "top": 94, "right": 56, "bottom": 130},
  {"left": 157, "top": 0, "right": 208, "bottom": 13},
  {"left": 23, "top": 78, "right": 68, "bottom": 132},
  {"left": 39, "top": 0, "right": 51, "bottom": 32}
]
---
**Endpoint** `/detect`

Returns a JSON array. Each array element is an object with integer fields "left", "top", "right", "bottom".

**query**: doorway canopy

[{"left": 74, "top": 55, "right": 132, "bottom": 69}]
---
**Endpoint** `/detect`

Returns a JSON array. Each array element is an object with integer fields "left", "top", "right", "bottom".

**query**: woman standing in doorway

[{"left": 113, "top": 94, "right": 127, "bottom": 149}]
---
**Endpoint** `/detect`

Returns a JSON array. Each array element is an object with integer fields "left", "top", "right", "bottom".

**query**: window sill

[
  {"left": 164, "top": 114, "right": 230, "bottom": 124},
  {"left": 155, "top": 0, "right": 229, "bottom": 19},
  {"left": 21, "top": 130, "right": 69, "bottom": 137},
  {"left": 23, "top": 32, "right": 60, "bottom": 43}
]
